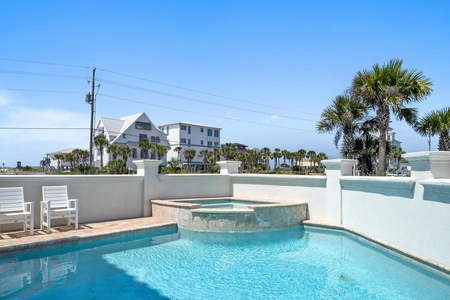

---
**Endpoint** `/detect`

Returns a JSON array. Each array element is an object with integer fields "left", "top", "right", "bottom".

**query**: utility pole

[{"left": 87, "top": 68, "right": 96, "bottom": 173}]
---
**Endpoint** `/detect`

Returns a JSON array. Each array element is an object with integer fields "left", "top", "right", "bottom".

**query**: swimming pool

[{"left": 1, "top": 226, "right": 449, "bottom": 299}]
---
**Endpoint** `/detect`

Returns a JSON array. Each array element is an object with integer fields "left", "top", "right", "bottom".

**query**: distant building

[
  {"left": 373, "top": 127, "right": 402, "bottom": 149},
  {"left": 46, "top": 148, "right": 86, "bottom": 170},
  {"left": 94, "top": 112, "right": 169, "bottom": 171},
  {"left": 159, "top": 122, "right": 221, "bottom": 172}
]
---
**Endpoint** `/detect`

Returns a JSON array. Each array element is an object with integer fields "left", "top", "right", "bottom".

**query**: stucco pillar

[
  {"left": 217, "top": 161, "right": 242, "bottom": 174},
  {"left": 134, "top": 159, "right": 161, "bottom": 217},
  {"left": 321, "top": 159, "right": 358, "bottom": 225},
  {"left": 403, "top": 151, "right": 450, "bottom": 180}
]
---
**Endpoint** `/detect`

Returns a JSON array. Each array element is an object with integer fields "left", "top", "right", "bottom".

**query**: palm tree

[
  {"left": 94, "top": 134, "right": 109, "bottom": 172},
  {"left": 316, "top": 152, "right": 328, "bottom": 172},
  {"left": 198, "top": 149, "right": 211, "bottom": 171},
  {"left": 152, "top": 144, "right": 167, "bottom": 160},
  {"left": 105, "top": 159, "right": 127, "bottom": 174},
  {"left": 272, "top": 148, "right": 281, "bottom": 169},
  {"left": 107, "top": 144, "right": 119, "bottom": 160},
  {"left": 387, "top": 147, "right": 404, "bottom": 170},
  {"left": 317, "top": 92, "right": 368, "bottom": 158},
  {"left": 138, "top": 138, "right": 151, "bottom": 159},
  {"left": 65, "top": 153, "right": 77, "bottom": 171},
  {"left": 281, "top": 149, "right": 290, "bottom": 168},
  {"left": 296, "top": 149, "right": 306, "bottom": 170},
  {"left": 174, "top": 146, "right": 183, "bottom": 160},
  {"left": 416, "top": 107, "right": 450, "bottom": 151},
  {"left": 183, "top": 149, "right": 196, "bottom": 172},
  {"left": 71, "top": 149, "right": 82, "bottom": 166},
  {"left": 167, "top": 157, "right": 181, "bottom": 173},
  {"left": 307, "top": 150, "right": 317, "bottom": 173},
  {"left": 261, "top": 147, "right": 271, "bottom": 171},
  {"left": 118, "top": 145, "right": 132, "bottom": 164},
  {"left": 352, "top": 59, "right": 433, "bottom": 175},
  {"left": 79, "top": 149, "right": 89, "bottom": 166},
  {"left": 53, "top": 154, "right": 65, "bottom": 173},
  {"left": 221, "top": 143, "right": 237, "bottom": 160},
  {"left": 245, "top": 149, "right": 261, "bottom": 173}
]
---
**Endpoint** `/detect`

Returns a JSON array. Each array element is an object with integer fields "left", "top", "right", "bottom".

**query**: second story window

[
  {"left": 207, "top": 129, "right": 212, "bottom": 137},
  {"left": 188, "top": 126, "right": 191, "bottom": 134},
  {"left": 139, "top": 134, "right": 148, "bottom": 140},
  {"left": 214, "top": 130, "right": 219, "bottom": 137},
  {"left": 181, "top": 125, "right": 187, "bottom": 130}
]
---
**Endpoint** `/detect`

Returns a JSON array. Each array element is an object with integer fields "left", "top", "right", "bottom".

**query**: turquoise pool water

[
  {"left": 1, "top": 227, "right": 449, "bottom": 299},
  {"left": 199, "top": 201, "right": 259, "bottom": 210}
]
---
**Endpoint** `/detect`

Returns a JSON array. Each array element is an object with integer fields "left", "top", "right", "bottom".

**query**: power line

[
  {"left": 0, "top": 88, "right": 83, "bottom": 94},
  {"left": 0, "top": 58, "right": 319, "bottom": 117},
  {"left": 0, "top": 69, "right": 85, "bottom": 80},
  {"left": 100, "top": 94, "right": 316, "bottom": 132},
  {"left": 103, "top": 68, "right": 320, "bottom": 116},
  {"left": 0, "top": 57, "right": 89, "bottom": 69},
  {"left": 97, "top": 78, "right": 317, "bottom": 123},
  {"left": 0, "top": 127, "right": 89, "bottom": 130}
]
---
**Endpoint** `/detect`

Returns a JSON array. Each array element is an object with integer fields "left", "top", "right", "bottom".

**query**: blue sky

[{"left": 1, "top": 1, "right": 449, "bottom": 167}]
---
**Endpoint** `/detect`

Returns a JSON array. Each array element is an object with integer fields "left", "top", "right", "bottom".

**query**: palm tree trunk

[{"left": 377, "top": 105, "right": 390, "bottom": 175}]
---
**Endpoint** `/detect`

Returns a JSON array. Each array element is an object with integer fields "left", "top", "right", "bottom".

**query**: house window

[
  {"left": 166, "top": 127, "right": 169, "bottom": 133},
  {"left": 201, "top": 128, "right": 204, "bottom": 133},
  {"left": 207, "top": 141, "right": 212, "bottom": 148},
  {"left": 151, "top": 136, "right": 160, "bottom": 143},
  {"left": 201, "top": 140, "right": 204, "bottom": 145},
  {"left": 188, "top": 139, "right": 191, "bottom": 146},
  {"left": 135, "top": 121, "right": 152, "bottom": 130},
  {"left": 214, "top": 142, "right": 219, "bottom": 147},
  {"left": 139, "top": 134, "right": 148, "bottom": 140},
  {"left": 132, "top": 148, "right": 137, "bottom": 158},
  {"left": 214, "top": 130, "right": 219, "bottom": 137},
  {"left": 181, "top": 125, "right": 187, "bottom": 130},
  {"left": 123, "top": 134, "right": 127, "bottom": 138},
  {"left": 181, "top": 138, "right": 187, "bottom": 144},
  {"left": 207, "top": 129, "right": 212, "bottom": 136},
  {"left": 188, "top": 126, "right": 191, "bottom": 134}
]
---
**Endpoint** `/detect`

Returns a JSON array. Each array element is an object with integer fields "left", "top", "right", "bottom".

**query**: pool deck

[{"left": 0, "top": 217, "right": 177, "bottom": 255}]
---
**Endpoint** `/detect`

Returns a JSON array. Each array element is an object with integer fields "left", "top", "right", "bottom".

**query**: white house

[
  {"left": 159, "top": 122, "right": 221, "bottom": 171},
  {"left": 373, "top": 127, "right": 402, "bottom": 149},
  {"left": 94, "top": 112, "right": 169, "bottom": 171}
]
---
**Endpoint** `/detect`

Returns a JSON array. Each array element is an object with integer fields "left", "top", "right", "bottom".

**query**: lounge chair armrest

[
  {"left": 24, "top": 201, "right": 34, "bottom": 212},
  {"left": 68, "top": 199, "right": 79, "bottom": 208},
  {"left": 41, "top": 200, "right": 51, "bottom": 209}
]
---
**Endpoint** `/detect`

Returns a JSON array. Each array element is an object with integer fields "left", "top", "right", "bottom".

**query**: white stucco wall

[
  {"left": 230, "top": 174, "right": 327, "bottom": 221},
  {"left": 0, "top": 175, "right": 144, "bottom": 230}
]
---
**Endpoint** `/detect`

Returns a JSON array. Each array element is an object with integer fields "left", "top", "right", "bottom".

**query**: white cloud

[{"left": 270, "top": 115, "right": 280, "bottom": 121}]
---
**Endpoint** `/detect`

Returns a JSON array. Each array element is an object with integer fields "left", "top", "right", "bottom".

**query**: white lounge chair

[
  {"left": 0, "top": 187, "right": 34, "bottom": 235},
  {"left": 41, "top": 185, "right": 78, "bottom": 234}
]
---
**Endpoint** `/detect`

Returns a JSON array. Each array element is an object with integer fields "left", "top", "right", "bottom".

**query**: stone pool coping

[
  {"left": 0, "top": 217, "right": 177, "bottom": 256},
  {"left": 303, "top": 220, "right": 450, "bottom": 276},
  {"left": 151, "top": 197, "right": 305, "bottom": 209}
]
